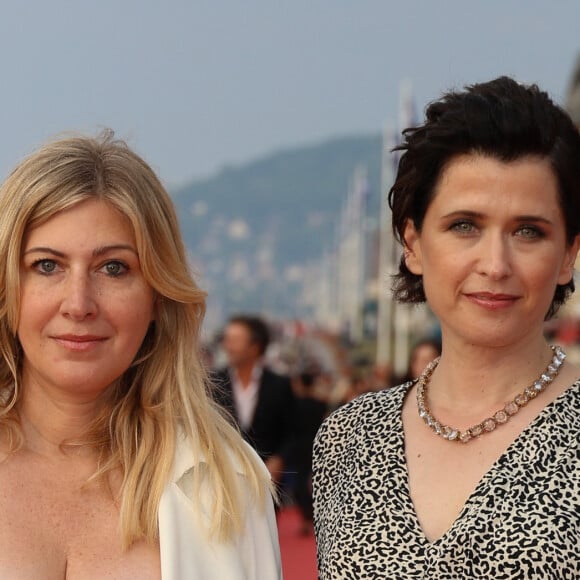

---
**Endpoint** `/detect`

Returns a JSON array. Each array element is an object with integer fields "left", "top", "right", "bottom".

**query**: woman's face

[
  {"left": 18, "top": 199, "right": 156, "bottom": 400},
  {"left": 404, "top": 154, "right": 580, "bottom": 349}
]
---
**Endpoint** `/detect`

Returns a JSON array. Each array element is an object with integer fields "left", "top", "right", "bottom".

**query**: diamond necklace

[{"left": 416, "top": 345, "right": 565, "bottom": 444}]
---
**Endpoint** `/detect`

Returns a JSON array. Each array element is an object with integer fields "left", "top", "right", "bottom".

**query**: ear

[
  {"left": 403, "top": 219, "right": 423, "bottom": 276},
  {"left": 557, "top": 234, "right": 580, "bottom": 285}
]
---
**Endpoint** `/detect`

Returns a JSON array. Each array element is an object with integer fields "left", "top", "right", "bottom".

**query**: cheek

[
  {"left": 17, "top": 289, "right": 52, "bottom": 337},
  {"left": 115, "top": 314, "right": 154, "bottom": 369},
  {"left": 114, "top": 292, "right": 155, "bottom": 340},
  {"left": 418, "top": 253, "right": 451, "bottom": 296},
  {"left": 521, "top": 258, "right": 562, "bottom": 288},
  {"left": 130, "top": 306, "right": 155, "bottom": 335},
  {"left": 127, "top": 312, "right": 153, "bottom": 339},
  {"left": 422, "top": 244, "right": 469, "bottom": 282}
]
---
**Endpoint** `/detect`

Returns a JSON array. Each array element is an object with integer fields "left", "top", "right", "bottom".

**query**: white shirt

[
  {"left": 158, "top": 434, "right": 282, "bottom": 579},
  {"left": 230, "top": 364, "right": 263, "bottom": 430}
]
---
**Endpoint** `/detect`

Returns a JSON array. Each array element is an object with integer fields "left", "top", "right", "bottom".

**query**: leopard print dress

[{"left": 313, "top": 380, "right": 579, "bottom": 579}]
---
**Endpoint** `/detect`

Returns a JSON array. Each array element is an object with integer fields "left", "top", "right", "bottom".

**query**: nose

[
  {"left": 59, "top": 271, "right": 98, "bottom": 320},
  {"left": 476, "top": 233, "right": 512, "bottom": 280}
]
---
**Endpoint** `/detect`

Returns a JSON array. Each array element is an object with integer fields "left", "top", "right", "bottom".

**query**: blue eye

[
  {"left": 450, "top": 220, "right": 475, "bottom": 234},
  {"left": 517, "top": 225, "right": 543, "bottom": 239},
  {"left": 33, "top": 259, "right": 58, "bottom": 274},
  {"left": 102, "top": 261, "right": 128, "bottom": 277}
]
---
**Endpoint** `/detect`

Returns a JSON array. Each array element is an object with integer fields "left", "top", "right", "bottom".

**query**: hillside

[{"left": 172, "top": 133, "right": 383, "bottom": 325}]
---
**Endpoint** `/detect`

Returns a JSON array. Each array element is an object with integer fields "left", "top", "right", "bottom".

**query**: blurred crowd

[{"left": 205, "top": 314, "right": 442, "bottom": 536}]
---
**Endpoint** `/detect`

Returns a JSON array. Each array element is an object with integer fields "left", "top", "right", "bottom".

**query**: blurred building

[
  {"left": 300, "top": 81, "right": 436, "bottom": 374},
  {"left": 300, "top": 164, "right": 374, "bottom": 342}
]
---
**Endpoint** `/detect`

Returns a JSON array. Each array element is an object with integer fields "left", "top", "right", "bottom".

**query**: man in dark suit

[{"left": 213, "top": 315, "right": 295, "bottom": 484}]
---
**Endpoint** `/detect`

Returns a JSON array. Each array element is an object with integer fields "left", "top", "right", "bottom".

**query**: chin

[
  {"left": 57, "top": 375, "right": 117, "bottom": 397},
  {"left": 460, "top": 333, "right": 530, "bottom": 350}
]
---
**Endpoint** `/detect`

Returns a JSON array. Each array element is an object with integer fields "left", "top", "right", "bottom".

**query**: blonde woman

[{"left": 0, "top": 132, "right": 281, "bottom": 579}]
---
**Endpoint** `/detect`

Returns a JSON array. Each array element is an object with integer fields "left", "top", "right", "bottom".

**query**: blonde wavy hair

[{"left": 0, "top": 130, "right": 270, "bottom": 547}]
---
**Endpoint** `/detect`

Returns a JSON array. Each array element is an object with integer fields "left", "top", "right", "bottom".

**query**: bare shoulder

[
  {"left": 560, "top": 358, "right": 580, "bottom": 381},
  {"left": 549, "top": 359, "right": 580, "bottom": 401}
]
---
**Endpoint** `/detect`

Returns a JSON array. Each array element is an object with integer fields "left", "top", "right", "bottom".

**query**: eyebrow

[
  {"left": 23, "top": 244, "right": 138, "bottom": 257},
  {"left": 441, "top": 210, "right": 554, "bottom": 225}
]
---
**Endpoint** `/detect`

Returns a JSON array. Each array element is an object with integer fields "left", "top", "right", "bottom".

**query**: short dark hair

[
  {"left": 228, "top": 315, "right": 271, "bottom": 355},
  {"left": 388, "top": 76, "right": 580, "bottom": 318}
]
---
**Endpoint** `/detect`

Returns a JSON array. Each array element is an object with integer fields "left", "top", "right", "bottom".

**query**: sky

[{"left": 1, "top": 1, "right": 579, "bottom": 189}]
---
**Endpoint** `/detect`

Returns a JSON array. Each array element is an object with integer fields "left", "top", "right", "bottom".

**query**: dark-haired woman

[{"left": 313, "top": 77, "right": 580, "bottom": 579}]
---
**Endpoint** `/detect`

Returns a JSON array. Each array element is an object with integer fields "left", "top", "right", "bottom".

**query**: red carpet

[{"left": 278, "top": 506, "right": 318, "bottom": 580}]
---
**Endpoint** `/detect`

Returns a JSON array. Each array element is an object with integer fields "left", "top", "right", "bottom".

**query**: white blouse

[{"left": 159, "top": 436, "right": 282, "bottom": 579}]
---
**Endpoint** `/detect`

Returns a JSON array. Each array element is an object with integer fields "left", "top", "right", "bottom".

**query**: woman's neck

[
  {"left": 428, "top": 337, "right": 554, "bottom": 415},
  {"left": 18, "top": 384, "right": 104, "bottom": 459}
]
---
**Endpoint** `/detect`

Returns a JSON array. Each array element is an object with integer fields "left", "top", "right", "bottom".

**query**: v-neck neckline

[{"left": 393, "top": 379, "right": 579, "bottom": 546}]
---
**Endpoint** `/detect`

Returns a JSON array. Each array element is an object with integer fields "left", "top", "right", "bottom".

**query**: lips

[
  {"left": 466, "top": 292, "right": 518, "bottom": 300},
  {"left": 52, "top": 334, "right": 108, "bottom": 352},
  {"left": 464, "top": 292, "right": 519, "bottom": 309}
]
